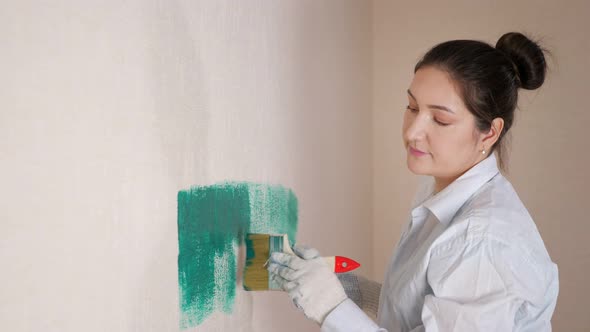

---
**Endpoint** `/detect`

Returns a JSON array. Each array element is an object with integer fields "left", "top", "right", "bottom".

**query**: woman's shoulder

[
  {"left": 427, "top": 220, "right": 558, "bottom": 305},
  {"left": 458, "top": 173, "right": 534, "bottom": 230},
  {"left": 431, "top": 174, "right": 552, "bottom": 263}
]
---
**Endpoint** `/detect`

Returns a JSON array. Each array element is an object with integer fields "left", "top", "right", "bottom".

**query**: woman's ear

[{"left": 481, "top": 118, "right": 504, "bottom": 149}]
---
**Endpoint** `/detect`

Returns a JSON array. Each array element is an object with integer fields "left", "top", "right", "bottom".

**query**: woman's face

[{"left": 402, "top": 66, "right": 485, "bottom": 185}]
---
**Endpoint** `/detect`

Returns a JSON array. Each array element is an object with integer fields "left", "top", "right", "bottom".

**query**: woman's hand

[{"left": 266, "top": 246, "right": 348, "bottom": 325}]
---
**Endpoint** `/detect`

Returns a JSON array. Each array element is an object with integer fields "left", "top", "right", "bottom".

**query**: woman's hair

[{"left": 414, "top": 32, "right": 548, "bottom": 171}]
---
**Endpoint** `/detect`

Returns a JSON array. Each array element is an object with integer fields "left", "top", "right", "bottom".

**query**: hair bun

[{"left": 495, "top": 32, "right": 547, "bottom": 90}]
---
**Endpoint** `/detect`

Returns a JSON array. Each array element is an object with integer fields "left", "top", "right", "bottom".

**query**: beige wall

[
  {"left": 4, "top": 0, "right": 588, "bottom": 330},
  {"left": 373, "top": 0, "right": 590, "bottom": 331},
  {"left": 0, "top": 1, "right": 372, "bottom": 331}
]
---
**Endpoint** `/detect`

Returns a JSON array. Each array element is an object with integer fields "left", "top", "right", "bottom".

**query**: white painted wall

[
  {"left": 0, "top": 1, "right": 372, "bottom": 331},
  {"left": 5, "top": 0, "right": 586, "bottom": 330}
]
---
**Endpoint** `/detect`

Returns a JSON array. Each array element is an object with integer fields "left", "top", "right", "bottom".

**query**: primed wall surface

[
  {"left": 4, "top": 0, "right": 587, "bottom": 330},
  {"left": 372, "top": 1, "right": 590, "bottom": 331},
  {"left": 0, "top": 1, "right": 372, "bottom": 331}
]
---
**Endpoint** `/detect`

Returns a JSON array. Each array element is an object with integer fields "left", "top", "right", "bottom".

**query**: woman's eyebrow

[
  {"left": 407, "top": 89, "right": 455, "bottom": 114},
  {"left": 429, "top": 105, "right": 455, "bottom": 114}
]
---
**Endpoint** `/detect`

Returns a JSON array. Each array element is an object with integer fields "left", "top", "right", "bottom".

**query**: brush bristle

[
  {"left": 243, "top": 233, "right": 287, "bottom": 291},
  {"left": 243, "top": 234, "right": 271, "bottom": 291}
]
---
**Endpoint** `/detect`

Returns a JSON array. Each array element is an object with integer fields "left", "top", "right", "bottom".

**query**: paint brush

[{"left": 243, "top": 233, "right": 360, "bottom": 291}]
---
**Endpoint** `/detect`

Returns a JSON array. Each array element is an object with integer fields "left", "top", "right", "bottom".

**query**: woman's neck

[
  {"left": 433, "top": 177, "right": 455, "bottom": 194},
  {"left": 433, "top": 155, "right": 489, "bottom": 194}
]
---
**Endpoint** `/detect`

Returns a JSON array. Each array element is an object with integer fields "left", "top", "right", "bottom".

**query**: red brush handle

[{"left": 334, "top": 256, "right": 361, "bottom": 273}]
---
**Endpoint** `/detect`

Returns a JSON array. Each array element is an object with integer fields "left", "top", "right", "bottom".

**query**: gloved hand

[
  {"left": 293, "top": 245, "right": 363, "bottom": 306},
  {"left": 266, "top": 245, "right": 348, "bottom": 325},
  {"left": 292, "top": 244, "right": 320, "bottom": 260}
]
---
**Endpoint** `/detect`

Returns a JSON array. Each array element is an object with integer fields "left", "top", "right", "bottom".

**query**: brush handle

[
  {"left": 324, "top": 256, "right": 361, "bottom": 273},
  {"left": 280, "top": 235, "right": 360, "bottom": 273}
]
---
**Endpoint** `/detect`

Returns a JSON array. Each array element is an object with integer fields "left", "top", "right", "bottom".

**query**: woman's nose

[{"left": 405, "top": 114, "right": 430, "bottom": 141}]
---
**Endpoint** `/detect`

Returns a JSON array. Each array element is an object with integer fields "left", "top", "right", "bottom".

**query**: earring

[{"left": 481, "top": 149, "right": 486, "bottom": 155}]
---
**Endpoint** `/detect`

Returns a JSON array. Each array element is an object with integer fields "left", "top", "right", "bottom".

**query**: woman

[{"left": 267, "top": 32, "right": 559, "bottom": 331}]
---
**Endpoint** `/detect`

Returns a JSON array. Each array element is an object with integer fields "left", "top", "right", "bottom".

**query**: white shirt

[{"left": 322, "top": 153, "right": 559, "bottom": 331}]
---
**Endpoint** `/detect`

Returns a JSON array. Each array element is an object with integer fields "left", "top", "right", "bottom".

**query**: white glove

[
  {"left": 292, "top": 244, "right": 320, "bottom": 260},
  {"left": 267, "top": 246, "right": 348, "bottom": 324}
]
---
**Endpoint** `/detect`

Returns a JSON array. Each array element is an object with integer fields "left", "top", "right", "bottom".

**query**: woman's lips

[{"left": 409, "top": 146, "right": 428, "bottom": 157}]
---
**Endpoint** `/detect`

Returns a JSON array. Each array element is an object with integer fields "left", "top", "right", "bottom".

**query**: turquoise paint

[{"left": 177, "top": 182, "right": 298, "bottom": 328}]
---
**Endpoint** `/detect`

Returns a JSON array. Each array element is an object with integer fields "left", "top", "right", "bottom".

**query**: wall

[
  {"left": 372, "top": 0, "right": 590, "bottom": 331},
  {"left": 4, "top": 0, "right": 585, "bottom": 330},
  {"left": 0, "top": 1, "right": 372, "bottom": 331}
]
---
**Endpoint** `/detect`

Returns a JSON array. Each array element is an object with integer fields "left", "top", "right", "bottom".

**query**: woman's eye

[
  {"left": 434, "top": 119, "right": 450, "bottom": 126},
  {"left": 406, "top": 105, "right": 418, "bottom": 113}
]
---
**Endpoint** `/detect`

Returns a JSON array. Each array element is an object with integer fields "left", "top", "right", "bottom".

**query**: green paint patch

[{"left": 177, "top": 182, "right": 298, "bottom": 329}]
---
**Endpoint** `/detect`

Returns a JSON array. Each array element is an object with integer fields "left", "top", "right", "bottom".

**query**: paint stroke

[{"left": 177, "top": 182, "right": 298, "bottom": 329}]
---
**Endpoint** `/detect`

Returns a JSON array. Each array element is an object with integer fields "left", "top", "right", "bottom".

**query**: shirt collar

[{"left": 416, "top": 153, "right": 500, "bottom": 224}]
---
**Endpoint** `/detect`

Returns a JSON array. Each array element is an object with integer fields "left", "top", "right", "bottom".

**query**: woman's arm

[
  {"left": 321, "top": 299, "right": 386, "bottom": 332},
  {"left": 268, "top": 244, "right": 387, "bottom": 331},
  {"left": 415, "top": 233, "right": 557, "bottom": 331},
  {"left": 338, "top": 273, "right": 381, "bottom": 319}
]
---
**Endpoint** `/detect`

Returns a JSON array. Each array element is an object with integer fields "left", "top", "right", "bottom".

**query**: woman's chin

[{"left": 406, "top": 158, "right": 430, "bottom": 175}]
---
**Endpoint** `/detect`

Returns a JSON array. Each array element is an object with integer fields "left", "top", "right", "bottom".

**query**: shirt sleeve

[
  {"left": 420, "top": 234, "right": 549, "bottom": 331},
  {"left": 337, "top": 273, "right": 382, "bottom": 319},
  {"left": 321, "top": 299, "right": 387, "bottom": 332}
]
